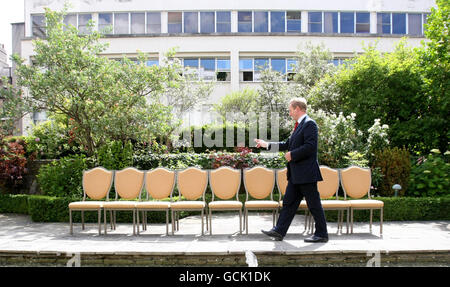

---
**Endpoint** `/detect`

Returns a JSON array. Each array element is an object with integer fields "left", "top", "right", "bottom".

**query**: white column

[
  {"left": 301, "top": 11, "right": 308, "bottom": 33},
  {"left": 370, "top": 11, "right": 377, "bottom": 34},
  {"left": 231, "top": 10, "right": 238, "bottom": 33},
  {"left": 161, "top": 11, "right": 168, "bottom": 33},
  {"left": 230, "top": 49, "right": 239, "bottom": 91}
]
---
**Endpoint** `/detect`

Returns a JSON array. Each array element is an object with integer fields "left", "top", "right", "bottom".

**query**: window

[
  {"left": 217, "top": 12, "right": 231, "bottom": 32},
  {"left": 340, "top": 12, "right": 354, "bottom": 33},
  {"left": 287, "top": 59, "right": 298, "bottom": 81},
  {"left": 114, "top": 13, "right": 129, "bottom": 34},
  {"left": 131, "top": 13, "right": 145, "bottom": 34},
  {"left": 309, "top": 12, "right": 322, "bottom": 33},
  {"left": 32, "top": 15, "right": 45, "bottom": 37},
  {"left": 200, "top": 58, "right": 216, "bottom": 81},
  {"left": 168, "top": 12, "right": 182, "bottom": 33},
  {"left": 63, "top": 14, "right": 77, "bottom": 31},
  {"left": 377, "top": 13, "right": 391, "bottom": 34},
  {"left": 271, "top": 11, "right": 286, "bottom": 32},
  {"left": 146, "top": 59, "right": 159, "bottom": 67},
  {"left": 238, "top": 11, "right": 252, "bottom": 32},
  {"left": 254, "top": 11, "right": 268, "bottom": 33},
  {"left": 287, "top": 12, "right": 301, "bottom": 32},
  {"left": 408, "top": 13, "right": 422, "bottom": 35},
  {"left": 423, "top": 13, "right": 430, "bottom": 33},
  {"left": 183, "top": 58, "right": 199, "bottom": 79},
  {"left": 184, "top": 12, "right": 198, "bottom": 33},
  {"left": 271, "top": 58, "right": 286, "bottom": 74},
  {"left": 324, "top": 12, "right": 338, "bottom": 33},
  {"left": 33, "top": 111, "right": 47, "bottom": 125},
  {"left": 147, "top": 12, "right": 161, "bottom": 33},
  {"left": 99, "top": 13, "right": 113, "bottom": 34},
  {"left": 392, "top": 13, "right": 406, "bottom": 34},
  {"left": 254, "top": 58, "right": 269, "bottom": 81},
  {"left": 78, "top": 14, "right": 92, "bottom": 34},
  {"left": 217, "top": 59, "right": 231, "bottom": 81},
  {"left": 201, "top": 12, "right": 215, "bottom": 33},
  {"left": 239, "top": 58, "right": 253, "bottom": 81},
  {"left": 356, "top": 12, "right": 370, "bottom": 33}
]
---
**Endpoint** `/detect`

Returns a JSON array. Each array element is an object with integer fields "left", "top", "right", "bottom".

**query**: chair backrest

[
  {"left": 114, "top": 167, "right": 145, "bottom": 200},
  {"left": 340, "top": 166, "right": 372, "bottom": 199},
  {"left": 82, "top": 167, "right": 114, "bottom": 200},
  {"left": 243, "top": 166, "right": 275, "bottom": 200},
  {"left": 276, "top": 168, "right": 288, "bottom": 197},
  {"left": 209, "top": 166, "right": 241, "bottom": 201},
  {"left": 144, "top": 168, "right": 175, "bottom": 200},
  {"left": 318, "top": 166, "right": 340, "bottom": 199},
  {"left": 177, "top": 167, "right": 208, "bottom": 201}
]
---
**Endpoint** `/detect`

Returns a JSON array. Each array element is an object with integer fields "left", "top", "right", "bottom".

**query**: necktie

[{"left": 294, "top": 122, "right": 299, "bottom": 131}]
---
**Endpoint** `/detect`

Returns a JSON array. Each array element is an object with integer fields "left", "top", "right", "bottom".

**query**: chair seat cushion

[
  {"left": 171, "top": 201, "right": 206, "bottom": 210},
  {"left": 321, "top": 200, "right": 351, "bottom": 208},
  {"left": 103, "top": 201, "right": 137, "bottom": 209},
  {"left": 349, "top": 199, "right": 384, "bottom": 208},
  {"left": 245, "top": 200, "right": 279, "bottom": 209},
  {"left": 136, "top": 201, "right": 171, "bottom": 209},
  {"left": 69, "top": 201, "right": 104, "bottom": 209},
  {"left": 209, "top": 201, "right": 243, "bottom": 210}
]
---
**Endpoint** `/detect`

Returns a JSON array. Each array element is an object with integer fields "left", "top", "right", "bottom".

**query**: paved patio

[{"left": 0, "top": 213, "right": 448, "bottom": 266}]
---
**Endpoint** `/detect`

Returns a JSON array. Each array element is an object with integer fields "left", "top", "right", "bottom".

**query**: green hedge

[{"left": 1, "top": 194, "right": 449, "bottom": 223}]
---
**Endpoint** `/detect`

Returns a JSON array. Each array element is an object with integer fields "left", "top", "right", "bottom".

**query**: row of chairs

[{"left": 68, "top": 166, "right": 383, "bottom": 236}]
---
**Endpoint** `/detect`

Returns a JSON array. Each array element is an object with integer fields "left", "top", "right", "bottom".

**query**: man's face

[{"left": 289, "top": 104, "right": 300, "bottom": 121}]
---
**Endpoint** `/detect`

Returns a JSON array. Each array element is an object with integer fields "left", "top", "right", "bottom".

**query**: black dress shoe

[
  {"left": 304, "top": 235, "right": 329, "bottom": 243},
  {"left": 261, "top": 229, "right": 284, "bottom": 241}
]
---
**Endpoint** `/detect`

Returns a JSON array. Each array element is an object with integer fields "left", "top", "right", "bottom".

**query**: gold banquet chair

[
  {"left": 243, "top": 166, "right": 278, "bottom": 235},
  {"left": 102, "top": 167, "right": 144, "bottom": 235},
  {"left": 317, "top": 166, "right": 351, "bottom": 234},
  {"left": 171, "top": 167, "right": 208, "bottom": 235},
  {"left": 276, "top": 168, "right": 309, "bottom": 232},
  {"left": 69, "top": 167, "right": 113, "bottom": 235},
  {"left": 340, "top": 166, "right": 384, "bottom": 236},
  {"left": 208, "top": 167, "right": 243, "bottom": 235},
  {"left": 135, "top": 168, "right": 175, "bottom": 235}
]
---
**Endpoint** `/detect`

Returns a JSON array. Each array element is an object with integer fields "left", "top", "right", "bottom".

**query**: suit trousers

[{"left": 274, "top": 180, "right": 328, "bottom": 238}]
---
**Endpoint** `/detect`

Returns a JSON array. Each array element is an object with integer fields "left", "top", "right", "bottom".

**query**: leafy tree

[
  {"left": 212, "top": 87, "right": 259, "bottom": 121},
  {"left": 8, "top": 8, "right": 180, "bottom": 156}
]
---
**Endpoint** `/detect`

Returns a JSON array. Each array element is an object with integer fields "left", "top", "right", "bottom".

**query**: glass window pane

[
  {"left": 200, "top": 58, "right": 215, "bottom": 71},
  {"left": 377, "top": 13, "right": 391, "bottom": 34},
  {"left": 63, "top": 14, "right": 77, "bottom": 31},
  {"left": 309, "top": 12, "right": 322, "bottom": 33},
  {"left": 147, "top": 12, "right": 161, "bottom": 33},
  {"left": 98, "top": 13, "right": 112, "bottom": 34},
  {"left": 168, "top": 12, "right": 182, "bottom": 33},
  {"left": 356, "top": 12, "right": 370, "bottom": 33},
  {"left": 408, "top": 13, "right": 422, "bottom": 35},
  {"left": 271, "top": 11, "right": 285, "bottom": 32},
  {"left": 184, "top": 58, "right": 199, "bottom": 68},
  {"left": 287, "top": 59, "right": 298, "bottom": 72},
  {"left": 271, "top": 59, "right": 286, "bottom": 74},
  {"left": 287, "top": 11, "right": 301, "bottom": 32},
  {"left": 324, "top": 12, "right": 338, "bottom": 33},
  {"left": 217, "top": 59, "right": 230, "bottom": 71},
  {"left": 254, "top": 58, "right": 269, "bottom": 71},
  {"left": 184, "top": 12, "right": 198, "bottom": 33},
  {"left": 340, "top": 12, "right": 354, "bottom": 33},
  {"left": 201, "top": 12, "right": 215, "bottom": 33},
  {"left": 146, "top": 60, "right": 159, "bottom": 67},
  {"left": 254, "top": 11, "right": 268, "bottom": 32},
  {"left": 238, "top": 11, "right": 252, "bottom": 32},
  {"left": 78, "top": 14, "right": 92, "bottom": 34},
  {"left": 392, "top": 13, "right": 406, "bottom": 34},
  {"left": 114, "top": 13, "right": 129, "bottom": 34},
  {"left": 217, "top": 11, "right": 231, "bottom": 32},
  {"left": 32, "top": 15, "right": 46, "bottom": 37},
  {"left": 131, "top": 13, "right": 145, "bottom": 34},
  {"left": 239, "top": 59, "right": 253, "bottom": 70}
]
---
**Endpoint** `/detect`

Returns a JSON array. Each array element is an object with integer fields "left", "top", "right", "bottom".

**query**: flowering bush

[{"left": 0, "top": 136, "right": 32, "bottom": 192}]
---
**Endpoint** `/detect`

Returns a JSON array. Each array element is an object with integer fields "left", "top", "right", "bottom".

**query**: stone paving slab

[{"left": 0, "top": 213, "right": 449, "bottom": 266}]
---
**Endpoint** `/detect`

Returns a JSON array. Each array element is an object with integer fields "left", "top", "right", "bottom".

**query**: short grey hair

[{"left": 289, "top": 97, "right": 307, "bottom": 111}]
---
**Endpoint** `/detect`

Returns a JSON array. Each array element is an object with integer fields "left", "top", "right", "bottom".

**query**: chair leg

[
  {"left": 109, "top": 210, "right": 113, "bottom": 230},
  {"left": 350, "top": 208, "right": 354, "bottom": 234},
  {"left": 104, "top": 208, "right": 107, "bottom": 235},
  {"left": 209, "top": 208, "right": 213, "bottom": 235},
  {"left": 98, "top": 209, "right": 101, "bottom": 235},
  {"left": 136, "top": 209, "right": 140, "bottom": 236},
  {"left": 380, "top": 208, "right": 383, "bottom": 236},
  {"left": 81, "top": 211, "right": 85, "bottom": 230},
  {"left": 69, "top": 209, "right": 73, "bottom": 235},
  {"left": 239, "top": 209, "right": 242, "bottom": 234},
  {"left": 245, "top": 209, "right": 248, "bottom": 235},
  {"left": 166, "top": 210, "right": 169, "bottom": 236},
  {"left": 171, "top": 210, "right": 175, "bottom": 235},
  {"left": 133, "top": 209, "right": 136, "bottom": 236},
  {"left": 370, "top": 209, "right": 373, "bottom": 233},
  {"left": 201, "top": 209, "right": 204, "bottom": 236},
  {"left": 346, "top": 208, "right": 350, "bottom": 234}
]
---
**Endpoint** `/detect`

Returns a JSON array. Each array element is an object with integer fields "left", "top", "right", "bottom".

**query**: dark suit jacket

[{"left": 269, "top": 115, "right": 323, "bottom": 184}]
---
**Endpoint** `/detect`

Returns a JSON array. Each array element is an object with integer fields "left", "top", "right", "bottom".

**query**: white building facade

[{"left": 16, "top": 0, "right": 435, "bottom": 135}]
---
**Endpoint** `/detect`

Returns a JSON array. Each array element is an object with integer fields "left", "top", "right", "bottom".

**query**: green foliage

[
  {"left": 36, "top": 154, "right": 87, "bottom": 199},
  {"left": 408, "top": 150, "right": 450, "bottom": 197},
  {"left": 372, "top": 147, "right": 411, "bottom": 197},
  {"left": 96, "top": 140, "right": 133, "bottom": 170},
  {"left": 0, "top": 136, "right": 30, "bottom": 193},
  {"left": 213, "top": 88, "right": 259, "bottom": 120}
]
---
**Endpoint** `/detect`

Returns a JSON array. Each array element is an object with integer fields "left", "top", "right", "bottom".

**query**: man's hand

[
  {"left": 285, "top": 152, "right": 292, "bottom": 162},
  {"left": 254, "top": 139, "right": 268, "bottom": 149}
]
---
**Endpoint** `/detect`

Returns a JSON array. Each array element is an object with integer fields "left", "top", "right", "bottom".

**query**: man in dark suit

[{"left": 255, "top": 98, "right": 328, "bottom": 243}]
